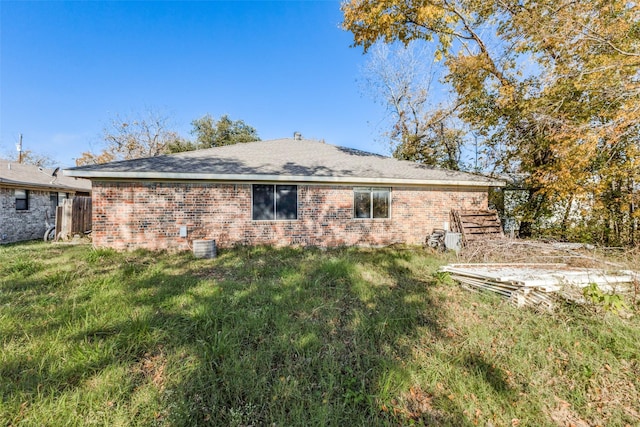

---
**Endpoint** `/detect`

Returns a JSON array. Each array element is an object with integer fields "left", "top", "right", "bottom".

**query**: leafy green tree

[
  {"left": 191, "top": 114, "right": 260, "bottom": 148},
  {"left": 392, "top": 119, "right": 464, "bottom": 171},
  {"left": 165, "top": 139, "right": 198, "bottom": 154}
]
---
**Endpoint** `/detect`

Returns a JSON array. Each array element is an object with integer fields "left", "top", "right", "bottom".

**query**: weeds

[
  {"left": 583, "top": 282, "right": 630, "bottom": 314},
  {"left": 0, "top": 242, "right": 638, "bottom": 426}
]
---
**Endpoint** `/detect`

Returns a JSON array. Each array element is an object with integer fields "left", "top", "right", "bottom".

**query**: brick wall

[
  {"left": 92, "top": 181, "right": 488, "bottom": 251},
  {"left": 0, "top": 187, "right": 55, "bottom": 243}
]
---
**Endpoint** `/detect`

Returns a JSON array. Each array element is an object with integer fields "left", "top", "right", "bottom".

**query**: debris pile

[
  {"left": 459, "top": 239, "right": 629, "bottom": 268},
  {"left": 441, "top": 263, "right": 638, "bottom": 311}
]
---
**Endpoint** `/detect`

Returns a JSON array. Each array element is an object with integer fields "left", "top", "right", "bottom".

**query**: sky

[{"left": 0, "top": 0, "right": 390, "bottom": 167}]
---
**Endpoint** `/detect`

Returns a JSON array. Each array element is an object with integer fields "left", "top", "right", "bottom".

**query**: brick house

[
  {"left": 64, "top": 138, "right": 503, "bottom": 251},
  {"left": 0, "top": 160, "right": 91, "bottom": 244}
]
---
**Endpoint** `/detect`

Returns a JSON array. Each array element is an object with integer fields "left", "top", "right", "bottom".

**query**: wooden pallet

[{"left": 450, "top": 209, "right": 504, "bottom": 245}]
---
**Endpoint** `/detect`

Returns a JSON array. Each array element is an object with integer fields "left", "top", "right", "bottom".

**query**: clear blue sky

[{"left": 1, "top": 1, "right": 388, "bottom": 167}]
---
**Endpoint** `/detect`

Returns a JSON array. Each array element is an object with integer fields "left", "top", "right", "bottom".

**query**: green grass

[{"left": 1, "top": 242, "right": 638, "bottom": 426}]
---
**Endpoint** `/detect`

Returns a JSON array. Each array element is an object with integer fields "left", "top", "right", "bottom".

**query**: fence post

[
  {"left": 61, "top": 199, "right": 72, "bottom": 238},
  {"left": 55, "top": 206, "right": 63, "bottom": 241}
]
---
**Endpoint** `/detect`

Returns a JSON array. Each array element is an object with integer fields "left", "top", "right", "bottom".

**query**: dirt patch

[
  {"left": 549, "top": 397, "right": 590, "bottom": 427},
  {"left": 131, "top": 349, "right": 167, "bottom": 391}
]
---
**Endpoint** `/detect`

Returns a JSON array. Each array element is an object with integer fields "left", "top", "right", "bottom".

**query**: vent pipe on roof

[{"left": 293, "top": 132, "right": 302, "bottom": 140}]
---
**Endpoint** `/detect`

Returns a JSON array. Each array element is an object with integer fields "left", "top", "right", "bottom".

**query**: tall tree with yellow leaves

[{"left": 343, "top": 0, "right": 640, "bottom": 244}]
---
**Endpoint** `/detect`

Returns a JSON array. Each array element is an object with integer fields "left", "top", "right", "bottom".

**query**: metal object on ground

[{"left": 427, "top": 229, "right": 446, "bottom": 251}]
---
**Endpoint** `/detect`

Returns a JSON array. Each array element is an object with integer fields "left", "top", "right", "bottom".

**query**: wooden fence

[{"left": 55, "top": 196, "right": 92, "bottom": 240}]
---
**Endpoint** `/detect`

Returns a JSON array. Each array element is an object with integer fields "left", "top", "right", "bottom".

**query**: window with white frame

[
  {"left": 353, "top": 187, "right": 390, "bottom": 219},
  {"left": 252, "top": 184, "right": 298, "bottom": 220}
]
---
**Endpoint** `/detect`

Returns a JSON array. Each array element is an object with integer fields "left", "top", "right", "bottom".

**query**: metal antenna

[{"left": 16, "top": 134, "right": 23, "bottom": 163}]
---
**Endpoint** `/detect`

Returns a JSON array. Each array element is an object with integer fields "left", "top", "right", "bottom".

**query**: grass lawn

[{"left": 1, "top": 242, "right": 639, "bottom": 426}]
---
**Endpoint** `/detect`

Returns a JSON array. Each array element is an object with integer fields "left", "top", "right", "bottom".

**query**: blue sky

[{"left": 1, "top": 1, "right": 389, "bottom": 167}]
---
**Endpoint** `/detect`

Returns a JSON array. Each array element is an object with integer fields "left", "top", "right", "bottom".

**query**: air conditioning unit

[{"left": 193, "top": 239, "right": 217, "bottom": 259}]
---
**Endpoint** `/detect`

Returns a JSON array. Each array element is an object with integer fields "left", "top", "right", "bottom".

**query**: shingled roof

[
  {"left": 0, "top": 159, "right": 91, "bottom": 192},
  {"left": 64, "top": 138, "right": 503, "bottom": 187}
]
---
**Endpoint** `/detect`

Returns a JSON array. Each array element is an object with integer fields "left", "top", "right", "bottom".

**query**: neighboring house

[
  {"left": 64, "top": 138, "right": 503, "bottom": 251},
  {"left": 0, "top": 160, "right": 92, "bottom": 244}
]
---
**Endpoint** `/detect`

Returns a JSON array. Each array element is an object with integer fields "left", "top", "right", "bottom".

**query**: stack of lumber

[
  {"left": 440, "top": 263, "right": 637, "bottom": 311},
  {"left": 450, "top": 209, "right": 504, "bottom": 245}
]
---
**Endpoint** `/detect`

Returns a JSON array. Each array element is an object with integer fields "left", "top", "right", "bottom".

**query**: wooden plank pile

[
  {"left": 440, "top": 263, "right": 637, "bottom": 311},
  {"left": 450, "top": 209, "right": 504, "bottom": 245}
]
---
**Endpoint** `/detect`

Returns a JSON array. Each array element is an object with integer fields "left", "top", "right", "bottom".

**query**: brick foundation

[{"left": 92, "top": 181, "right": 488, "bottom": 251}]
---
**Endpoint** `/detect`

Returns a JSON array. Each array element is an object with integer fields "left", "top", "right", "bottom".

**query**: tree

[
  {"left": 74, "top": 150, "right": 116, "bottom": 166},
  {"left": 4, "top": 149, "right": 57, "bottom": 168},
  {"left": 343, "top": 0, "right": 640, "bottom": 244},
  {"left": 191, "top": 114, "right": 260, "bottom": 148},
  {"left": 76, "top": 110, "right": 186, "bottom": 165},
  {"left": 362, "top": 41, "right": 463, "bottom": 170},
  {"left": 165, "top": 139, "right": 198, "bottom": 154},
  {"left": 2, "top": 137, "right": 56, "bottom": 167},
  {"left": 76, "top": 112, "right": 262, "bottom": 166}
]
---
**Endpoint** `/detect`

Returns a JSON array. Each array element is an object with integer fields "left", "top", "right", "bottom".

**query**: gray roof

[
  {"left": 64, "top": 138, "right": 503, "bottom": 187},
  {"left": 0, "top": 159, "right": 92, "bottom": 192}
]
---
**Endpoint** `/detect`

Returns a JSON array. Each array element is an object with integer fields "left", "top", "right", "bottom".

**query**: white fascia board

[
  {"left": 63, "top": 170, "right": 504, "bottom": 187},
  {"left": 0, "top": 180, "right": 86, "bottom": 192}
]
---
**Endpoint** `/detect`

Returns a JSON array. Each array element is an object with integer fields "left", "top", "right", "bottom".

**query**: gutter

[{"left": 0, "top": 178, "right": 90, "bottom": 192}]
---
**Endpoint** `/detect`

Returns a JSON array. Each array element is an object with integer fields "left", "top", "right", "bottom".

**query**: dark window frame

[
  {"left": 50, "top": 192, "right": 69, "bottom": 206},
  {"left": 15, "top": 189, "right": 29, "bottom": 211},
  {"left": 353, "top": 187, "right": 391, "bottom": 219},
  {"left": 252, "top": 184, "right": 298, "bottom": 221}
]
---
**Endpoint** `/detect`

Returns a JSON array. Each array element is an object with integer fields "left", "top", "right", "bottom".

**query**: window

[
  {"left": 50, "top": 192, "right": 69, "bottom": 205},
  {"left": 353, "top": 187, "right": 390, "bottom": 219},
  {"left": 50, "top": 192, "right": 68, "bottom": 211},
  {"left": 252, "top": 184, "right": 297, "bottom": 220},
  {"left": 15, "top": 189, "right": 28, "bottom": 211}
]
